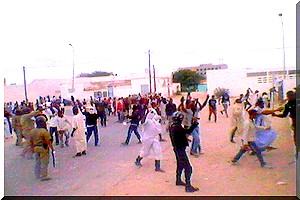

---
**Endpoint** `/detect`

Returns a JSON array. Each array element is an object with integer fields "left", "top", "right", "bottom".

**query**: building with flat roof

[
  {"left": 178, "top": 63, "right": 228, "bottom": 76},
  {"left": 206, "top": 67, "right": 296, "bottom": 99},
  {"left": 4, "top": 72, "right": 180, "bottom": 103}
]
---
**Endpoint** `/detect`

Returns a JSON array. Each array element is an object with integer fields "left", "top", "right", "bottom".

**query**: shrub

[{"left": 213, "top": 87, "right": 229, "bottom": 98}]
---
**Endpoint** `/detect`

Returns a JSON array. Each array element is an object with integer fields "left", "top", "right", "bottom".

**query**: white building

[
  {"left": 206, "top": 67, "right": 296, "bottom": 98},
  {"left": 61, "top": 73, "right": 178, "bottom": 100},
  {"left": 4, "top": 72, "right": 180, "bottom": 103},
  {"left": 178, "top": 63, "right": 228, "bottom": 84}
]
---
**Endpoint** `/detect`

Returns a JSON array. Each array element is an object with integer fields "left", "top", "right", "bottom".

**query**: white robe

[
  {"left": 159, "top": 102, "right": 167, "bottom": 122},
  {"left": 72, "top": 113, "right": 87, "bottom": 153},
  {"left": 139, "top": 115, "right": 163, "bottom": 160},
  {"left": 250, "top": 93, "right": 259, "bottom": 106},
  {"left": 4, "top": 117, "right": 11, "bottom": 139},
  {"left": 230, "top": 103, "right": 245, "bottom": 136}
]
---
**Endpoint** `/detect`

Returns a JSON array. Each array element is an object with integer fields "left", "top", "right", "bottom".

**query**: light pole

[
  {"left": 69, "top": 44, "right": 75, "bottom": 92},
  {"left": 278, "top": 13, "right": 286, "bottom": 79}
]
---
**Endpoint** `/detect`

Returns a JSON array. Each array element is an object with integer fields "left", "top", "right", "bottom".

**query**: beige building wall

[
  {"left": 4, "top": 79, "right": 62, "bottom": 103},
  {"left": 207, "top": 68, "right": 296, "bottom": 98},
  {"left": 112, "top": 85, "right": 133, "bottom": 98}
]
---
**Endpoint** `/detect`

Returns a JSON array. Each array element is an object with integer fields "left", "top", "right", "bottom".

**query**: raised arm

[{"left": 199, "top": 95, "right": 210, "bottom": 111}]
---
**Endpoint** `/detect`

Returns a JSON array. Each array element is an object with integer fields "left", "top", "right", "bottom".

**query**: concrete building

[
  {"left": 179, "top": 63, "right": 228, "bottom": 76},
  {"left": 176, "top": 63, "right": 228, "bottom": 90},
  {"left": 4, "top": 72, "right": 180, "bottom": 103},
  {"left": 206, "top": 67, "right": 296, "bottom": 98},
  {"left": 60, "top": 73, "right": 177, "bottom": 101}
]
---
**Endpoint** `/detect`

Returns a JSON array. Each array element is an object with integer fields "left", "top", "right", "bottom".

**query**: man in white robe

[
  {"left": 229, "top": 99, "right": 246, "bottom": 143},
  {"left": 71, "top": 106, "right": 87, "bottom": 157},
  {"left": 135, "top": 108, "right": 165, "bottom": 172}
]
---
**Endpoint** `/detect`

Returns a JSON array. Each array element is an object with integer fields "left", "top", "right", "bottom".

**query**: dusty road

[{"left": 3, "top": 93, "right": 297, "bottom": 196}]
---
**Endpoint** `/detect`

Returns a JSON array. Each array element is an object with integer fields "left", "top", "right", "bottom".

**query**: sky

[{"left": 1, "top": 0, "right": 298, "bottom": 85}]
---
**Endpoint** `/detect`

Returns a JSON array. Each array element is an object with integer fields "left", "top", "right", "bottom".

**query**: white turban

[{"left": 86, "top": 106, "right": 97, "bottom": 114}]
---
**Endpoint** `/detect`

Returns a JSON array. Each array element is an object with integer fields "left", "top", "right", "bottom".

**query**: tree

[
  {"left": 78, "top": 71, "right": 114, "bottom": 77},
  {"left": 172, "top": 69, "right": 204, "bottom": 92}
]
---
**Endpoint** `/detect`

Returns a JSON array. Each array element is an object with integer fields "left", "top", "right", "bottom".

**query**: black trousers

[{"left": 174, "top": 148, "right": 192, "bottom": 186}]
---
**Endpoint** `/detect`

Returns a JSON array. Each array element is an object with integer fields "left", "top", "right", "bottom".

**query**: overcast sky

[{"left": 1, "top": 0, "right": 297, "bottom": 85}]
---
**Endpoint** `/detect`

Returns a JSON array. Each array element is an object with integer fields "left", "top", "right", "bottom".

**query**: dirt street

[{"left": 4, "top": 93, "right": 297, "bottom": 196}]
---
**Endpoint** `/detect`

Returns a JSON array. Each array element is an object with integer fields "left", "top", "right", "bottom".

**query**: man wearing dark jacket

[
  {"left": 122, "top": 105, "right": 142, "bottom": 145},
  {"left": 166, "top": 98, "right": 177, "bottom": 127},
  {"left": 81, "top": 106, "right": 100, "bottom": 146},
  {"left": 272, "top": 90, "right": 297, "bottom": 157},
  {"left": 169, "top": 111, "right": 199, "bottom": 193}
]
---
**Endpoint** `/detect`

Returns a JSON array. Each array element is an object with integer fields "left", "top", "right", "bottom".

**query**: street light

[
  {"left": 278, "top": 13, "right": 286, "bottom": 79},
  {"left": 69, "top": 44, "right": 75, "bottom": 92}
]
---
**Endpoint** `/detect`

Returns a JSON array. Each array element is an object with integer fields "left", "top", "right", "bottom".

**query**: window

[
  {"left": 268, "top": 77, "right": 273, "bottom": 83},
  {"left": 257, "top": 77, "right": 267, "bottom": 83},
  {"left": 103, "top": 91, "right": 108, "bottom": 98},
  {"left": 94, "top": 91, "right": 102, "bottom": 99}
]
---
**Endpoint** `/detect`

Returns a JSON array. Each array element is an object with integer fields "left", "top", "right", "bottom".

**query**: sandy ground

[{"left": 3, "top": 92, "right": 297, "bottom": 197}]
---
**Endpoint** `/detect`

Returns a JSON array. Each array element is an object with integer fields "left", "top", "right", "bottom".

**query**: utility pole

[
  {"left": 148, "top": 49, "right": 152, "bottom": 93},
  {"left": 23, "top": 66, "right": 28, "bottom": 102},
  {"left": 153, "top": 65, "right": 156, "bottom": 93},
  {"left": 69, "top": 44, "right": 75, "bottom": 92},
  {"left": 279, "top": 13, "right": 286, "bottom": 79}
]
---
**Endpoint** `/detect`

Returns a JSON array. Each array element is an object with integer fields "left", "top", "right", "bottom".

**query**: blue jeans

[
  {"left": 99, "top": 113, "right": 107, "bottom": 126},
  {"left": 190, "top": 127, "right": 200, "bottom": 154},
  {"left": 86, "top": 125, "right": 99, "bottom": 145},
  {"left": 125, "top": 124, "right": 141, "bottom": 144},
  {"left": 49, "top": 127, "right": 58, "bottom": 144},
  {"left": 222, "top": 102, "right": 229, "bottom": 115},
  {"left": 232, "top": 141, "right": 266, "bottom": 166},
  {"left": 117, "top": 111, "right": 124, "bottom": 122}
]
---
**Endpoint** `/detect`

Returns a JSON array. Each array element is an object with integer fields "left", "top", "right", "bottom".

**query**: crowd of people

[{"left": 3, "top": 87, "right": 297, "bottom": 193}]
